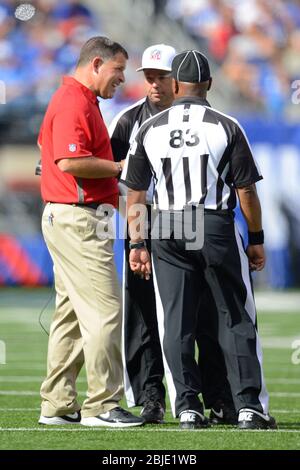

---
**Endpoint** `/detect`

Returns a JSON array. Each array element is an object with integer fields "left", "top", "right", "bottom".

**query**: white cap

[{"left": 136, "top": 44, "right": 176, "bottom": 72}]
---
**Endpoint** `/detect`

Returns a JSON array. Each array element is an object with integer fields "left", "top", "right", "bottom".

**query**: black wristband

[
  {"left": 248, "top": 230, "right": 264, "bottom": 245},
  {"left": 129, "top": 240, "right": 146, "bottom": 250}
]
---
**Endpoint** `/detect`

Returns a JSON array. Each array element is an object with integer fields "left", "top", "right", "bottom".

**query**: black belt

[
  {"left": 48, "top": 202, "right": 101, "bottom": 210},
  {"left": 154, "top": 207, "right": 233, "bottom": 215},
  {"left": 71, "top": 202, "right": 101, "bottom": 210},
  {"left": 204, "top": 208, "right": 233, "bottom": 215}
]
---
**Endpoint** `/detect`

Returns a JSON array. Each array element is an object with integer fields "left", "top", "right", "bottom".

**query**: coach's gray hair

[{"left": 77, "top": 36, "right": 128, "bottom": 67}]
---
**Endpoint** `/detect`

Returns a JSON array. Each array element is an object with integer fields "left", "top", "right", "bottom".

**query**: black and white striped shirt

[
  {"left": 122, "top": 97, "right": 262, "bottom": 211},
  {"left": 109, "top": 97, "right": 163, "bottom": 202},
  {"left": 109, "top": 97, "right": 160, "bottom": 161}
]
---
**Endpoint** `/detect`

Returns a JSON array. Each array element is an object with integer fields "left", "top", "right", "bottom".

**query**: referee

[
  {"left": 110, "top": 45, "right": 235, "bottom": 425},
  {"left": 122, "top": 50, "right": 277, "bottom": 430},
  {"left": 109, "top": 44, "right": 176, "bottom": 423}
]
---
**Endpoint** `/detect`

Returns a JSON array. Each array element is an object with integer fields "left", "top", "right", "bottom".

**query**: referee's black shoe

[
  {"left": 140, "top": 400, "right": 165, "bottom": 424},
  {"left": 238, "top": 408, "right": 277, "bottom": 430},
  {"left": 209, "top": 400, "right": 237, "bottom": 425},
  {"left": 179, "top": 410, "right": 210, "bottom": 429}
]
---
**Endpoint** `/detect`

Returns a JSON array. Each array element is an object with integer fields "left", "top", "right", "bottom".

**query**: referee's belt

[{"left": 155, "top": 207, "right": 232, "bottom": 215}]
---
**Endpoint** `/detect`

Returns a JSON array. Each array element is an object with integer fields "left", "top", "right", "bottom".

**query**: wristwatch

[{"left": 129, "top": 240, "right": 146, "bottom": 250}]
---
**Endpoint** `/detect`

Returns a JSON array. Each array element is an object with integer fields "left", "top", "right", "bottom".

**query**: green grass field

[{"left": 0, "top": 288, "right": 300, "bottom": 450}]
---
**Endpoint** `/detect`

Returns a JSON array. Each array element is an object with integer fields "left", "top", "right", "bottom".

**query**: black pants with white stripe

[
  {"left": 123, "top": 211, "right": 166, "bottom": 407},
  {"left": 151, "top": 210, "right": 269, "bottom": 418},
  {"left": 123, "top": 207, "right": 234, "bottom": 410}
]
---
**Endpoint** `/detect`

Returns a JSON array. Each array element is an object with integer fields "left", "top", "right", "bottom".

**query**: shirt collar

[
  {"left": 172, "top": 96, "right": 211, "bottom": 107},
  {"left": 145, "top": 97, "right": 167, "bottom": 116},
  {"left": 62, "top": 76, "right": 98, "bottom": 104}
]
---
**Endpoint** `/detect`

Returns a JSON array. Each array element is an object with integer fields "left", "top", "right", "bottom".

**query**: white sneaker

[{"left": 39, "top": 411, "right": 81, "bottom": 425}]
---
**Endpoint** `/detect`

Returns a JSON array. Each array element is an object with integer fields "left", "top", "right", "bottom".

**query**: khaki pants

[{"left": 40, "top": 203, "right": 123, "bottom": 418}]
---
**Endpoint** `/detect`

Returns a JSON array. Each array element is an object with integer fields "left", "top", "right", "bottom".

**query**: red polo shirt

[{"left": 38, "top": 76, "right": 118, "bottom": 206}]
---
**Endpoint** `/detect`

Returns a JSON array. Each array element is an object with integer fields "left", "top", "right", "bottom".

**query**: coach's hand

[{"left": 129, "top": 247, "right": 151, "bottom": 280}]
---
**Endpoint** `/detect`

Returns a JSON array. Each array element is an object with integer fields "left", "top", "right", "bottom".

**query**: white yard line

[
  {"left": 0, "top": 427, "right": 299, "bottom": 433},
  {"left": 264, "top": 365, "right": 299, "bottom": 369},
  {"left": 0, "top": 377, "right": 86, "bottom": 383},
  {"left": 0, "top": 408, "right": 40, "bottom": 411},
  {"left": 255, "top": 292, "right": 300, "bottom": 313},
  {"left": 1, "top": 376, "right": 299, "bottom": 385},
  {"left": 261, "top": 337, "right": 300, "bottom": 349},
  {"left": 0, "top": 391, "right": 85, "bottom": 396},
  {"left": 0, "top": 408, "right": 300, "bottom": 413},
  {"left": 0, "top": 391, "right": 41, "bottom": 396},
  {"left": 0, "top": 377, "right": 42, "bottom": 383},
  {"left": 266, "top": 378, "right": 300, "bottom": 384},
  {"left": 1, "top": 390, "right": 300, "bottom": 397},
  {"left": 5, "top": 364, "right": 46, "bottom": 370},
  {"left": 269, "top": 392, "right": 300, "bottom": 397},
  {"left": 272, "top": 409, "right": 300, "bottom": 413}
]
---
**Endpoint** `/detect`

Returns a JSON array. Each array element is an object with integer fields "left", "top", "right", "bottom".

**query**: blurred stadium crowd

[
  {"left": 164, "top": 0, "right": 300, "bottom": 118},
  {"left": 1, "top": 0, "right": 300, "bottom": 143},
  {"left": 0, "top": 0, "right": 102, "bottom": 142},
  {"left": 0, "top": 0, "right": 300, "bottom": 288}
]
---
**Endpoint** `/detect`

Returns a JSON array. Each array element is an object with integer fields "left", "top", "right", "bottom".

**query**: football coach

[{"left": 38, "top": 36, "right": 143, "bottom": 428}]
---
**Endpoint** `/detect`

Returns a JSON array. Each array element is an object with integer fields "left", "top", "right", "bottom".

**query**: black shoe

[
  {"left": 179, "top": 410, "right": 210, "bottom": 429},
  {"left": 209, "top": 400, "right": 237, "bottom": 425},
  {"left": 39, "top": 411, "right": 81, "bottom": 425},
  {"left": 81, "top": 407, "right": 144, "bottom": 428},
  {"left": 238, "top": 408, "right": 277, "bottom": 430},
  {"left": 141, "top": 400, "right": 165, "bottom": 424}
]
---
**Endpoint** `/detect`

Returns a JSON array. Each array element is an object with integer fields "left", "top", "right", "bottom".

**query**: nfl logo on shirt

[{"left": 69, "top": 143, "right": 77, "bottom": 152}]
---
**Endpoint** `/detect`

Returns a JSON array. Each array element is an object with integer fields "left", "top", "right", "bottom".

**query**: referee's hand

[
  {"left": 129, "top": 247, "right": 151, "bottom": 280},
  {"left": 246, "top": 244, "right": 265, "bottom": 272}
]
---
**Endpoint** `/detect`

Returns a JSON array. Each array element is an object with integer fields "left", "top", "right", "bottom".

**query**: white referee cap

[{"left": 136, "top": 44, "right": 176, "bottom": 72}]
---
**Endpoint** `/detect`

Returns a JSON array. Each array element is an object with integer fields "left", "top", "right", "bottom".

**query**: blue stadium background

[{"left": 1, "top": 0, "right": 300, "bottom": 290}]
